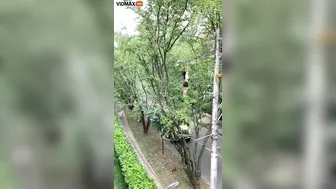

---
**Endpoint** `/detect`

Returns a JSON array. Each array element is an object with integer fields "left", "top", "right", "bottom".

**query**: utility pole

[
  {"left": 302, "top": 0, "right": 328, "bottom": 188},
  {"left": 210, "top": 27, "right": 221, "bottom": 189}
]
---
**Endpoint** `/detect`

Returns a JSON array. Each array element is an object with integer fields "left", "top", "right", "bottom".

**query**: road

[{"left": 164, "top": 115, "right": 222, "bottom": 188}]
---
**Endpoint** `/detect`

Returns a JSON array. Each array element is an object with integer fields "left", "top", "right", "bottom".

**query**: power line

[{"left": 175, "top": 53, "right": 214, "bottom": 65}]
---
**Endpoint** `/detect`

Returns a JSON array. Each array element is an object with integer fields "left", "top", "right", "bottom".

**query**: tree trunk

[
  {"left": 161, "top": 139, "right": 164, "bottom": 155},
  {"left": 174, "top": 136, "right": 203, "bottom": 189},
  {"left": 145, "top": 114, "right": 150, "bottom": 133},
  {"left": 190, "top": 169, "right": 202, "bottom": 189},
  {"left": 193, "top": 182, "right": 201, "bottom": 189},
  {"left": 189, "top": 170, "right": 201, "bottom": 189},
  {"left": 141, "top": 110, "right": 150, "bottom": 134},
  {"left": 187, "top": 169, "right": 201, "bottom": 189}
]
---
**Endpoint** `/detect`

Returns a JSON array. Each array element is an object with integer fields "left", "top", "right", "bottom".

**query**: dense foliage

[
  {"left": 114, "top": 116, "right": 156, "bottom": 189},
  {"left": 114, "top": 153, "right": 128, "bottom": 189}
]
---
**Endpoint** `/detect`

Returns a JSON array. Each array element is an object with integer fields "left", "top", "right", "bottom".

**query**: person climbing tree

[{"left": 182, "top": 64, "right": 189, "bottom": 97}]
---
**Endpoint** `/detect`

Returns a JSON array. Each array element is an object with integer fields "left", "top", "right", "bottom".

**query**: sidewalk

[
  {"left": 123, "top": 110, "right": 210, "bottom": 189},
  {"left": 117, "top": 112, "right": 164, "bottom": 189}
]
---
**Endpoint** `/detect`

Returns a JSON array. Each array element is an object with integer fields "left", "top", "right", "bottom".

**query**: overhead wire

[{"left": 175, "top": 52, "right": 214, "bottom": 65}]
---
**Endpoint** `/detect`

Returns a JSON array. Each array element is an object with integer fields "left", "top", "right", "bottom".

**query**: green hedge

[
  {"left": 114, "top": 153, "right": 128, "bottom": 189},
  {"left": 114, "top": 116, "right": 156, "bottom": 189}
]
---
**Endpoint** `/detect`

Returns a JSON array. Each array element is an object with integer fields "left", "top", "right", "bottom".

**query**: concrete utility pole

[
  {"left": 302, "top": 0, "right": 328, "bottom": 188},
  {"left": 210, "top": 27, "right": 221, "bottom": 189}
]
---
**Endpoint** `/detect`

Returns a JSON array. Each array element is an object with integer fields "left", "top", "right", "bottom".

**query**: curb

[{"left": 118, "top": 113, "right": 164, "bottom": 189}]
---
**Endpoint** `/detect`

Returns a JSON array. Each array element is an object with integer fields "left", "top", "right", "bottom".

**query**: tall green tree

[
  {"left": 114, "top": 33, "right": 152, "bottom": 133},
  {"left": 133, "top": 0, "right": 221, "bottom": 188},
  {"left": 133, "top": 1, "right": 208, "bottom": 188}
]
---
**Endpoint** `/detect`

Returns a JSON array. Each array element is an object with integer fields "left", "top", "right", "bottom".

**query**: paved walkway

[{"left": 117, "top": 111, "right": 164, "bottom": 189}]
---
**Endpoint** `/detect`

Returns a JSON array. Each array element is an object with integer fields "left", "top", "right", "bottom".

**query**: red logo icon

[{"left": 136, "top": 1, "right": 143, "bottom": 6}]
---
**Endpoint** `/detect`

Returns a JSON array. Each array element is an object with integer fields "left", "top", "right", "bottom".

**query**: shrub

[{"left": 114, "top": 116, "right": 156, "bottom": 189}]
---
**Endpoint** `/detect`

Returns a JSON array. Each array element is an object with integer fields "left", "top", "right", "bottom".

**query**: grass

[
  {"left": 125, "top": 110, "right": 210, "bottom": 189},
  {"left": 114, "top": 153, "right": 128, "bottom": 189}
]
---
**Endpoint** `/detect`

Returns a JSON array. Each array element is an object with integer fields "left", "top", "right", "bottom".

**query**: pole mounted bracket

[{"left": 211, "top": 134, "right": 218, "bottom": 140}]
